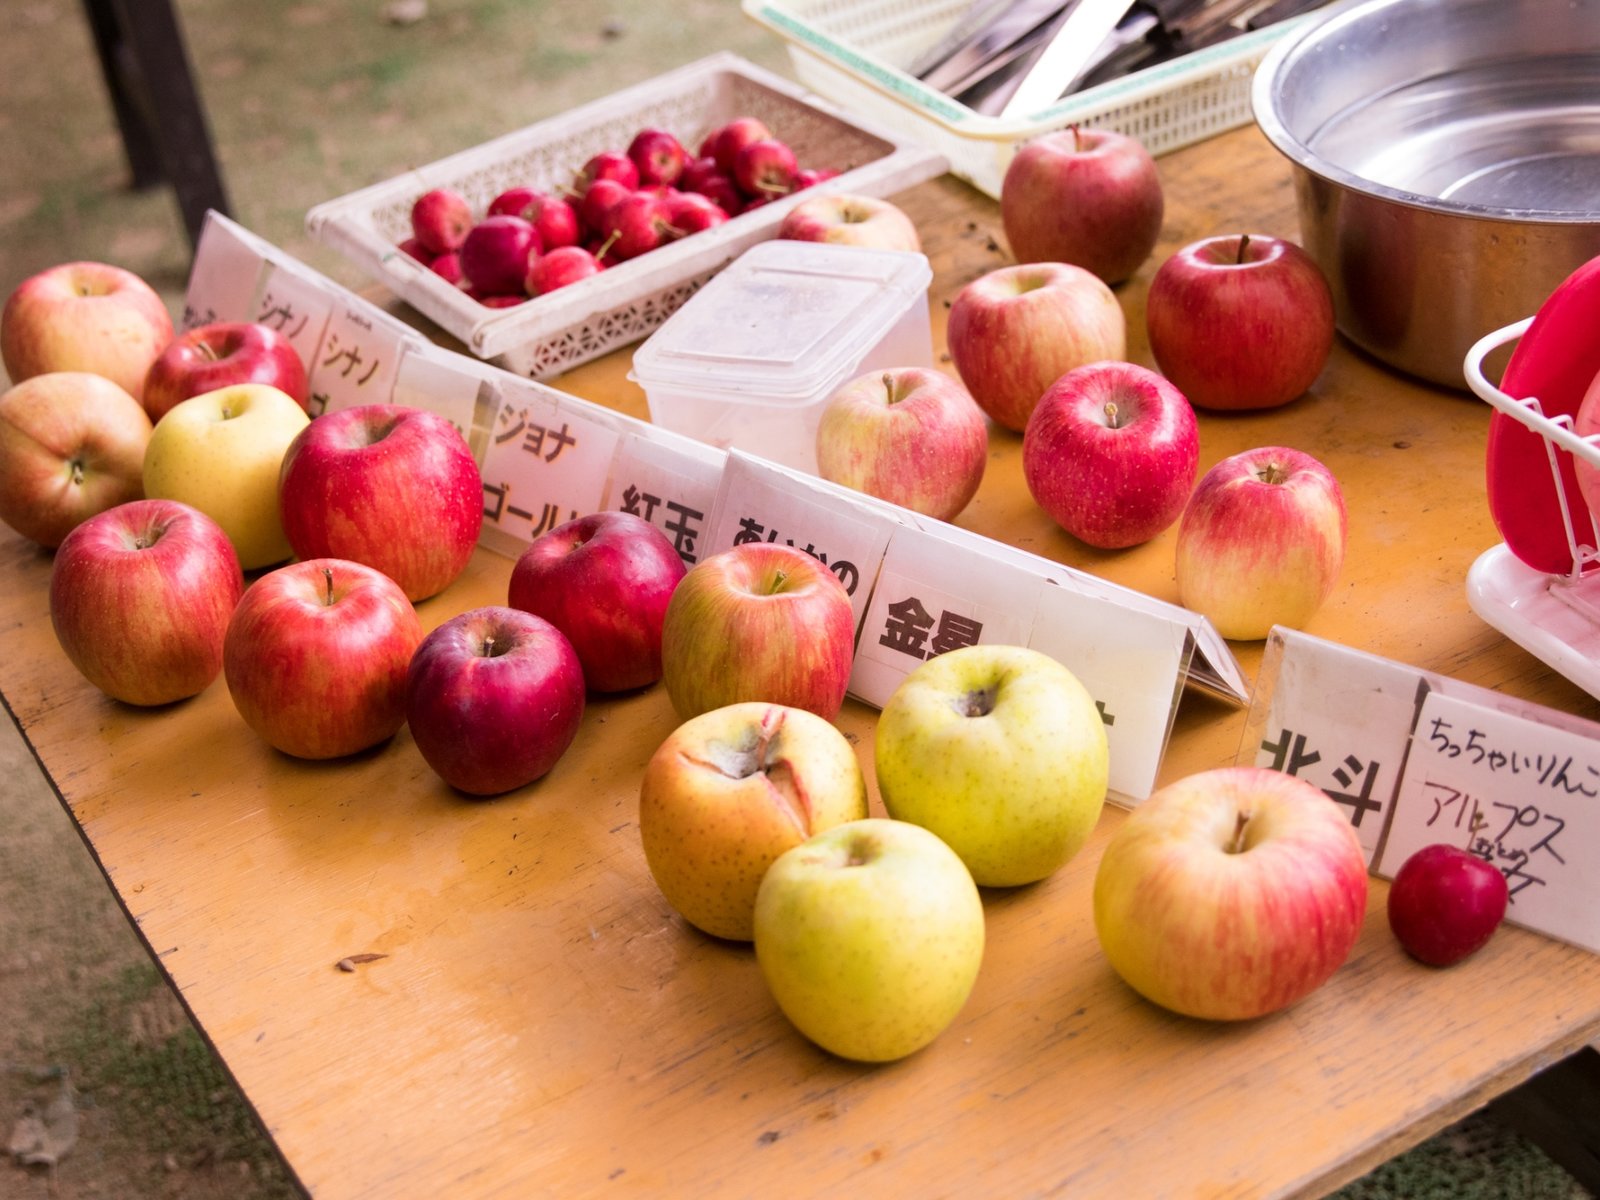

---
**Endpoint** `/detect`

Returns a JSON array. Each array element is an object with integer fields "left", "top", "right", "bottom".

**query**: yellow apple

[{"left": 142, "top": 384, "right": 310, "bottom": 570}]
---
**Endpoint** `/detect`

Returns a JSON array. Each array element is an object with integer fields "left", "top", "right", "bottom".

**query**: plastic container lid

[{"left": 628, "top": 240, "right": 934, "bottom": 407}]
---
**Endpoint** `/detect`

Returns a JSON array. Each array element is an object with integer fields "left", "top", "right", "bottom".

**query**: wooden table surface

[{"left": 6, "top": 122, "right": 1600, "bottom": 1199}]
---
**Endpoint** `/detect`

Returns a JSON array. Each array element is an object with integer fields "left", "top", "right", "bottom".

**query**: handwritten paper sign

[
  {"left": 308, "top": 303, "right": 411, "bottom": 416},
  {"left": 702, "top": 451, "right": 903, "bottom": 629},
  {"left": 183, "top": 212, "right": 269, "bottom": 330},
  {"left": 478, "top": 380, "right": 623, "bottom": 559},
  {"left": 1377, "top": 690, "right": 1600, "bottom": 953},
  {"left": 253, "top": 262, "right": 333, "bottom": 376},
  {"left": 606, "top": 429, "right": 726, "bottom": 567}
]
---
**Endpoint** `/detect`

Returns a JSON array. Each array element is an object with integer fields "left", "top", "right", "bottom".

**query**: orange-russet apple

[
  {"left": 1093, "top": 766, "right": 1368, "bottom": 1021},
  {"left": 874, "top": 644, "right": 1109, "bottom": 887},
  {"left": 754, "top": 818, "right": 984, "bottom": 1062},
  {"left": 1000, "top": 126, "right": 1164, "bottom": 286},
  {"left": 639, "top": 701, "right": 869, "bottom": 941},
  {"left": 49, "top": 499, "right": 243, "bottom": 706},
  {"left": 1174, "top": 446, "right": 1347, "bottom": 641},
  {"left": 777, "top": 193, "right": 921, "bottom": 253},
  {"left": 0, "top": 371, "right": 153, "bottom": 548},
  {"left": 946, "top": 261, "right": 1126, "bottom": 433},
  {"left": 1, "top": 261, "right": 174, "bottom": 403},
  {"left": 659, "top": 542, "right": 856, "bottom": 721},
  {"left": 142, "top": 320, "right": 311, "bottom": 422},
  {"left": 815, "top": 367, "right": 988, "bottom": 522},
  {"left": 142, "top": 383, "right": 311, "bottom": 571}
]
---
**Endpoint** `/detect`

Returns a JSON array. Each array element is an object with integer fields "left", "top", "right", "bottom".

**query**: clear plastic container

[{"left": 628, "top": 240, "right": 934, "bottom": 475}]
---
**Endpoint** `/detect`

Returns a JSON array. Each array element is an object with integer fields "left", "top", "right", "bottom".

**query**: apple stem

[
  {"left": 594, "top": 229, "right": 621, "bottom": 263},
  {"left": 322, "top": 566, "right": 335, "bottom": 606},
  {"left": 1103, "top": 400, "right": 1120, "bottom": 428},
  {"left": 1256, "top": 462, "right": 1289, "bottom": 486},
  {"left": 481, "top": 635, "right": 496, "bottom": 657},
  {"left": 767, "top": 568, "right": 788, "bottom": 595},
  {"left": 197, "top": 341, "right": 220, "bottom": 363},
  {"left": 1236, "top": 235, "right": 1251, "bottom": 265},
  {"left": 1227, "top": 810, "right": 1251, "bottom": 854},
  {"left": 68, "top": 459, "right": 84, "bottom": 487},
  {"left": 955, "top": 685, "right": 997, "bottom": 718}
]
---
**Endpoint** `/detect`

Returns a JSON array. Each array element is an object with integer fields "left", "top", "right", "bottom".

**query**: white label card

[
  {"left": 1378, "top": 690, "right": 1600, "bottom": 954},
  {"left": 391, "top": 343, "right": 492, "bottom": 452},
  {"left": 308, "top": 304, "right": 410, "bottom": 416},
  {"left": 478, "top": 383, "right": 622, "bottom": 555},
  {"left": 607, "top": 429, "right": 726, "bottom": 567},
  {"left": 703, "top": 452, "right": 902, "bottom": 631},
  {"left": 253, "top": 262, "right": 333, "bottom": 376},
  {"left": 183, "top": 212, "right": 269, "bottom": 330}
]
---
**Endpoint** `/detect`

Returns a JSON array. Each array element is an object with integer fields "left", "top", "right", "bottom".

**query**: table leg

[{"left": 1486, "top": 1044, "right": 1600, "bottom": 1193}]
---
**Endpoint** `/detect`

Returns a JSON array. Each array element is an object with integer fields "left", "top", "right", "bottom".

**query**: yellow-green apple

[
  {"left": 814, "top": 367, "right": 989, "bottom": 522},
  {"left": 460, "top": 214, "right": 542, "bottom": 296},
  {"left": 874, "top": 643, "right": 1109, "bottom": 887},
  {"left": 659, "top": 543, "right": 856, "bottom": 721},
  {"left": 1093, "top": 765, "right": 1368, "bottom": 1021},
  {"left": 1022, "top": 361, "right": 1198, "bottom": 549},
  {"left": 405, "top": 605, "right": 586, "bottom": 796},
  {"left": 0, "top": 371, "right": 152, "bottom": 548},
  {"left": 223, "top": 557, "right": 423, "bottom": 759},
  {"left": 507, "top": 511, "right": 687, "bottom": 693},
  {"left": 945, "top": 261, "right": 1126, "bottom": 433},
  {"left": 142, "top": 320, "right": 311, "bottom": 422},
  {"left": 1146, "top": 233, "right": 1335, "bottom": 412},
  {"left": 1386, "top": 844, "right": 1508, "bottom": 967},
  {"left": 142, "top": 383, "right": 310, "bottom": 571},
  {"left": 999, "top": 126, "right": 1164, "bottom": 286},
  {"left": 777, "top": 193, "right": 921, "bottom": 253},
  {"left": 277, "top": 403, "right": 483, "bottom": 602},
  {"left": 410, "top": 187, "right": 473, "bottom": 255},
  {"left": 639, "top": 700, "right": 869, "bottom": 941},
  {"left": 1, "top": 261, "right": 174, "bottom": 403},
  {"left": 49, "top": 499, "right": 243, "bottom": 706},
  {"left": 1174, "top": 446, "right": 1347, "bottom": 641},
  {"left": 753, "top": 817, "right": 984, "bottom": 1062}
]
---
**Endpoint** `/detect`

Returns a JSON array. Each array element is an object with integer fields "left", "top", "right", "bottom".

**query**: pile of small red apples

[
  {"left": 400, "top": 116, "right": 845, "bottom": 307},
  {"left": 931, "top": 123, "right": 1348, "bottom": 641}
]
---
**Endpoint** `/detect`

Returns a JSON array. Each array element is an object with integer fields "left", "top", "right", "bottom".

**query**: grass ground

[{"left": 0, "top": 2, "right": 1589, "bottom": 1197}]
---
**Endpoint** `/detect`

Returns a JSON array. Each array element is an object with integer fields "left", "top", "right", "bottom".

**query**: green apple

[
  {"left": 142, "top": 383, "right": 311, "bottom": 570},
  {"left": 638, "top": 701, "right": 869, "bottom": 942},
  {"left": 754, "top": 817, "right": 984, "bottom": 1063},
  {"left": 874, "top": 644, "right": 1109, "bottom": 887}
]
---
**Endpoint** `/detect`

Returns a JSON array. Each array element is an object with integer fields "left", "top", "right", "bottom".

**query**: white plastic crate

[
  {"left": 305, "top": 52, "right": 945, "bottom": 378},
  {"left": 742, "top": 0, "right": 1319, "bottom": 197}
]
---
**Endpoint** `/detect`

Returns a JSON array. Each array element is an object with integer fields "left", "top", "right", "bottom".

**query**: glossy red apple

[
  {"left": 1000, "top": 126, "right": 1164, "bottom": 285},
  {"left": 1387, "top": 844, "right": 1509, "bottom": 967},
  {"left": 662, "top": 190, "right": 730, "bottom": 237},
  {"left": 461, "top": 215, "right": 543, "bottom": 297},
  {"left": 142, "top": 320, "right": 310, "bottom": 422},
  {"left": 628, "top": 128, "right": 689, "bottom": 187},
  {"left": 49, "top": 498, "right": 243, "bottom": 706},
  {"left": 733, "top": 138, "right": 799, "bottom": 199},
  {"left": 277, "top": 404, "right": 483, "bottom": 602},
  {"left": 703, "top": 117, "right": 772, "bottom": 175},
  {"left": 410, "top": 187, "right": 473, "bottom": 255},
  {"left": 490, "top": 188, "right": 580, "bottom": 251},
  {"left": 525, "top": 245, "right": 604, "bottom": 296},
  {"left": 575, "top": 150, "right": 639, "bottom": 195},
  {"left": 1023, "top": 361, "right": 1199, "bottom": 549},
  {"left": 945, "top": 261, "right": 1126, "bottom": 433},
  {"left": 507, "top": 510, "right": 688, "bottom": 693},
  {"left": 1147, "top": 233, "right": 1335, "bottom": 412},
  {"left": 405, "top": 605, "right": 587, "bottom": 796},
  {"left": 223, "top": 557, "right": 423, "bottom": 760}
]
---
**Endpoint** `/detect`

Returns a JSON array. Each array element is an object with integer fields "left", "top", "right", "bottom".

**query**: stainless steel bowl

[{"left": 1251, "top": 0, "right": 1600, "bottom": 388}]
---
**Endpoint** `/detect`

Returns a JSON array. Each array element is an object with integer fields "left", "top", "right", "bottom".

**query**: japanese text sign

[{"left": 607, "top": 429, "right": 726, "bottom": 567}]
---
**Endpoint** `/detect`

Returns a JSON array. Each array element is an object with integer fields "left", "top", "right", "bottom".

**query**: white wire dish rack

[{"left": 1464, "top": 318, "right": 1600, "bottom": 700}]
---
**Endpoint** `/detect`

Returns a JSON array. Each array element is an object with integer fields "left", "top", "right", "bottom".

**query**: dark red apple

[
  {"left": 733, "top": 138, "right": 799, "bottom": 198},
  {"left": 460, "top": 214, "right": 542, "bottom": 295},
  {"left": 142, "top": 320, "right": 310, "bottom": 421},
  {"left": 1387, "top": 844, "right": 1509, "bottom": 967},
  {"left": 628, "top": 128, "right": 689, "bottom": 187}
]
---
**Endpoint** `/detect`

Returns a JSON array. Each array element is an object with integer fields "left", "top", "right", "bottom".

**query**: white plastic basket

[
  {"left": 305, "top": 52, "right": 945, "bottom": 378},
  {"left": 742, "top": 0, "right": 1319, "bottom": 197}
]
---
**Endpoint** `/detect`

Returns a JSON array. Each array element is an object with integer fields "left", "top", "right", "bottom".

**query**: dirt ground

[{"left": 0, "top": 2, "right": 1591, "bottom": 1198}]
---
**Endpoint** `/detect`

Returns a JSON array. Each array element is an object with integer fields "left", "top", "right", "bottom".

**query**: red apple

[
  {"left": 277, "top": 404, "right": 483, "bottom": 603},
  {"left": 662, "top": 190, "right": 730, "bottom": 237},
  {"left": 577, "top": 177, "right": 632, "bottom": 240},
  {"left": 49, "top": 498, "right": 243, "bottom": 706},
  {"left": 945, "top": 261, "right": 1126, "bottom": 432},
  {"left": 704, "top": 117, "right": 772, "bottom": 175},
  {"left": 1022, "top": 361, "right": 1199, "bottom": 549},
  {"left": 396, "top": 236, "right": 428, "bottom": 261},
  {"left": 428, "top": 250, "right": 464, "bottom": 286},
  {"left": 599, "top": 191, "right": 674, "bottom": 261},
  {"left": 575, "top": 150, "right": 639, "bottom": 195},
  {"left": 733, "top": 138, "right": 799, "bottom": 198},
  {"left": 223, "top": 557, "right": 424, "bottom": 760},
  {"left": 489, "top": 188, "right": 580, "bottom": 251},
  {"left": 628, "top": 128, "right": 689, "bottom": 187},
  {"left": 507, "top": 510, "right": 688, "bottom": 693},
  {"left": 659, "top": 542, "right": 855, "bottom": 722},
  {"left": 679, "top": 155, "right": 727, "bottom": 194},
  {"left": 1147, "top": 233, "right": 1335, "bottom": 412},
  {"left": 814, "top": 367, "right": 988, "bottom": 522},
  {"left": 1000, "top": 126, "right": 1164, "bottom": 286},
  {"left": 410, "top": 187, "right": 473, "bottom": 255},
  {"left": 2, "top": 261, "right": 174, "bottom": 403},
  {"left": 1175, "top": 446, "right": 1347, "bottom": 641},
  {"left": 460, "top": 215, "right": 543, "bottom": 296},
  {"left": 795, "top": 167, "right": 840, "bottom": 189},
  {"left": 1094, "top": 765, "right": 1368, "bottom": 1021},
  {"left": 405, "top": 605, "right": 587, "bottom": 796},
  {"left": 525, "top": 245, "right": 604, "bottom": 296},
  {"left": 0, "top": 371, "right": 152, "bottom": 548},
  {"left": 777, "top": 193, "right": 921, "bottom": 253},
  {"left": 1387, "top": 844, "right": 1509, "bottom": 967},
  {"left": 142, "top": 320, "right": 311, "bottom": 422}
]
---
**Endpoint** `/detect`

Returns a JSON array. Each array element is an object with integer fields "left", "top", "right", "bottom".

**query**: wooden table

[{"left": 6, "top": 123, "right": 1600, "bottom": 1199}]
